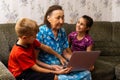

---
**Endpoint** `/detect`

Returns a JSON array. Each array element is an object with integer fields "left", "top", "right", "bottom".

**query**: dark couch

[{"left": 0, "top": 22, "right": 120, "bottom": 80}]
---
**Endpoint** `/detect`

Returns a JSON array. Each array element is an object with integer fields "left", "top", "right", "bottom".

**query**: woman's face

[
  {"left": 47, "top": 10, "right": 64, "bottom": 30},
  {"left": 76, "top": 17, "right": 89, "bottom": 33}
]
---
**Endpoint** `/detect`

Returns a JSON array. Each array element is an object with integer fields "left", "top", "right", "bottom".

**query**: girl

[
  {"left": 68, "top": 15, "right": 94, "bottom": 52},
  {"left": 68, "top": 15, "right": 94, "bottom": 71}
]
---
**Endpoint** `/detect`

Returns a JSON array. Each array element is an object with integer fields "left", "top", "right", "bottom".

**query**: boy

[{"left": 8, "top": 18, "right": 71, "bottom": 80}]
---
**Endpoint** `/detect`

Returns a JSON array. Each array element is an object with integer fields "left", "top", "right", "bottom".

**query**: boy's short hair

[{"left": 15, "top": 18, "right": 39, "bottom": 37}]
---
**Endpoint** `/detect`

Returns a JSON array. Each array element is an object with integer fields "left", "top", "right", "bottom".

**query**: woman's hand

[
  {"left": 58, "top": 56, "right": 68, "bottom": 66},
  {"left": 63, "top": 48, "right": 72, "bottom": 61}
]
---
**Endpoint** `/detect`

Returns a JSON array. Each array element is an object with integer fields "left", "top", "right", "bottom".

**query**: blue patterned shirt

[{"left": 37, "top": 24, "right": 69, "bottom": 65}]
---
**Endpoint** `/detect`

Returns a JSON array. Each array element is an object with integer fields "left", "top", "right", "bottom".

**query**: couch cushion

[
  {"left": 0, "top": 23, "right": 17, "bottom": 66},
  {"left": 93, "top": 41, "right": 120, "bottom": 56},
  {"left": 92, "top": 59, "right": 115, "bottom": 80},
  {"left": 92, "top": 56, "right": 120, "bottom": 80},
  {"left": 0, "top": 24, "right": 17, "bottom": 51},
  {"left": 115, "top": 64, "right": 120, "bottom": 80},
  {"left": 112, "top": 22, "right": 120, "bottom": 43},
  {"left": 90, "top": 22, "right": 112, "bottom": 42},
  {"left": 63, "top": 23, "right": 76, "bottom": 36},
  {"left": 0, "top": 61, "right": 15, "bottom": 79},
  {"left": 0, "top": 31, "right": 9, "bottom": 66}
]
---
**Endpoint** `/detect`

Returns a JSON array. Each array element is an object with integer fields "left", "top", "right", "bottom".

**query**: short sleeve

[
  {"left": 34, "top": 39, "right": 41, "bottom": 48},
  {"left": 85, "top": 35, "right": 94, "bottom": 47},
  {"left": 86, "top": 38, "right": 94, "bottom": 47}
]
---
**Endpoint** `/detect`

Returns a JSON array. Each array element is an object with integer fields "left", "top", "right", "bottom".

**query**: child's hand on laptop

[{"left": 89, "top": 65, "right": 94, "bottom": 71}]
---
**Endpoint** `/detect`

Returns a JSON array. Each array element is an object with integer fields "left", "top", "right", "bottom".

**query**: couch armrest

[{"left": 0, "top": 61, "right": 15, "bottom": 80}]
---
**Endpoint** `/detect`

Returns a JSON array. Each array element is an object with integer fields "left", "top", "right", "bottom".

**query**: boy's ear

[{"left": 22, "top": 36, "right": 27, "bottom": 39}]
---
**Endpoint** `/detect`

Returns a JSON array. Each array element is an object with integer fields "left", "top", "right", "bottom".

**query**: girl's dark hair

[
  {"left": 44, "top": 5, "right": 63, "bottom": 27},
  {"left": 82, "top": 15, "right": 93, "bottom": 34}
]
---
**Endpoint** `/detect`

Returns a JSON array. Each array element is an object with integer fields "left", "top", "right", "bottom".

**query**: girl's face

[
  {"left": 47, "top": 10, "right": 64, "bottom": 30},
  {"left": 76, "top": 17, "right": 89, "bottom": 33}
]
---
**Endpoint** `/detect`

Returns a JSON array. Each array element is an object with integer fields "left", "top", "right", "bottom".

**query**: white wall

[
  {"left": 0, "top": 0, "right": 120, "bottom": 24},
  {"left": 112, "top": 0, "right": 120, "bottom": 21}
]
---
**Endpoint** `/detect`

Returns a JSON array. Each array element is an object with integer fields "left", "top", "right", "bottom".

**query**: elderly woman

[{"left": 37, "top": 5, "right": 92, "bottom": 80}]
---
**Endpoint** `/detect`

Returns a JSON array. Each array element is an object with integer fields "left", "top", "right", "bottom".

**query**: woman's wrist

[{"left": 55, "top": 53, "right": 61, "bottom": 59}]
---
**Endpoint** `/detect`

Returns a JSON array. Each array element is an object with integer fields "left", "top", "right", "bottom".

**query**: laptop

[{"left": 64, "top": 51, "right": 101, "bottom": 71}]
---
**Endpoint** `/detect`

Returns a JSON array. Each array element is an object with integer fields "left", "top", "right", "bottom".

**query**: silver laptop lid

[{"left": 67, "top": 51, "right": 101, "bottom": 71}]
